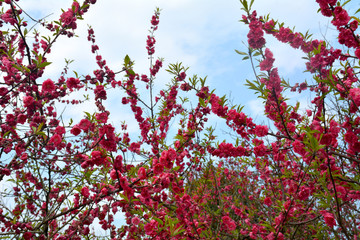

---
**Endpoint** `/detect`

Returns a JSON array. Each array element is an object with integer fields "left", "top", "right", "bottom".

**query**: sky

[{"left": 18, "top": 0, "right": 346, "bottom": 132}]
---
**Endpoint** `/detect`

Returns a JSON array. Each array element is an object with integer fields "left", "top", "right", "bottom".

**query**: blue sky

[{"left": 20, "top": 0, "right": 348, "bottom": 131}]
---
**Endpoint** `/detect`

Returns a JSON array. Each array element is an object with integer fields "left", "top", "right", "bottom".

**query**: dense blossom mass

[{"left": 0, "top": 0, "right": 360, "bottom": 239}]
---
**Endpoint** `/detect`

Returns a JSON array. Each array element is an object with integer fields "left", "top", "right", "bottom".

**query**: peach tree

[{"left": 0, "top": 0, "right": 360, "bottom": 239}]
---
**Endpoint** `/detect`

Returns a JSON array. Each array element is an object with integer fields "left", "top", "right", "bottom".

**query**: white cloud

[{"left": 248, "top": 98, "right": 265, "bottom": 117}]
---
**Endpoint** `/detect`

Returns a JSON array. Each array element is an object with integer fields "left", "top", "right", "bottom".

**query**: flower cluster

[{"left": 247, "top": 11, "right": 265, "bottom": 49}]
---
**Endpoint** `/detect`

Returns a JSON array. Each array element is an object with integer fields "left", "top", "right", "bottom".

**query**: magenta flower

[
  {"left": 42, "top": 79, "right": 56, "bottom": 93},
  {"left": 81, "top": 186, "right": 90, "bottom": 198}
]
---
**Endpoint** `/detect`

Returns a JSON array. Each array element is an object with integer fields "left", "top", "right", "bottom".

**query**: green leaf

[
  {"left": 242, "top": 0, "right": 249, "bottom": 12},
  {"left": 199, "top": 97, "right": 205, "bottom": 107},
  {"left": 36, "top": 131, "right": 47, "bottom": 139},
  {"left": 84, "top": 112, "right": 91, "bottom": 120},
  {"left": 12, "top": 64, "right": 27, "bottom": 72},
  {"left": 341, "top": 0, "right": 351, "bottom": 7},
  {"left": 253, "top": 51, "right": 261, "bottom": 57},
  {"left": 153, "top": 217, "right": 163, "bottom": 226},
  {"left": 171, "top": 225, "right": 185, "bottom": 237},
  {"left": 235, "top": 49, "right": 247, "bottom": 55},
  {"left": 124, "top": 55, "right": 130, "bottom": 65},
  {"left": 127, "top": 69, "right": 135, "bottom": 76},
  {"left": 84, "top": 168, "right": 94, "bottom": 179},
  {"left": 249, "top": 0, "right": 255, "bottom": 9},
  {"left": 38, "top": 61, "right": 52, "bottom": 68},
  {"left": 354, "top": 8, "right": 360, "bottom": 15}
]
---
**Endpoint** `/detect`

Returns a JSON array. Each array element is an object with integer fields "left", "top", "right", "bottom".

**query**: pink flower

[
  {"left": 55, "top": 126, "right": 65, "bottom": 135},
  {"left": 96, "top": 112, "right": 108, "bottom": 123},
  {"left": 138, "top": 167, "right": 146, "bottom": 180},
  {"left": 23, "top": 96, "right": 34, "bottom": 108},
  {"left": 146, "top": 36, "right": 156, "bottom": 55},
  {"left": 49, "top": 134, "right": 62, "bottom": 145},
  {"left": 332, "top": 6, "right": 350, "bottom": 27},
  {"left": 222, "top": 216, "right": 236, "bottom": 231},
  {"left": 259, "top": 48, "right": 275, "bottom": 71},
  {"left": 1, "top": 9, "right": 17, "bottom": 25},
  {"left": 42, "top": 79, "right": 56, "bottom": 93},
  {"left": 70, "top": 125, "right": 81, "bottom": 136},
  {"left": 0, "top": 87, "right": 8, "bottom": 96},
  {"left": 99, "top": 124, "right": 117, "bottom": 152},
  {"left": 101, "top": 188, "right": 108, "bottom": 195},
  {"left": 90, "top": 151, "right": 108, "bottom": 166},
  {"left": 66, "top": 77, "right": 80, "bottom": 89},
  {"left": 72, "top": 1, "right": 80, "bottom": 13},
  {"left": 151, "top": 15, "right": 159, "bottom": 26},
  {"left": 150, "top": 60, "right": 162, "bottom": 76},
  {"left": 40, "top": 40, "right": 50, "bottom": 53},
  {"left": 321, "top": 211, "right": 336, "bottom": 228},
  {"left": 23, "top": 232, "right": 32, "bottom": 240},
  {"left": 159, "top": 148, "right": 176, "bottom": 169},
  {"left": 60, "top": 9, "right": 77, "bottom": 29},
  {"left": 266, "top": 232, "right": 275, "bottom": 240},
  {"left": 247, "top": 19, "right": 265, "bottom": 49},
  {"left": 17, "top": 114, "right": 27, "bottom": 124},
  {"left": 110, "top": 169, "right": 122, "bottom": 180},
  {"left": 131, "top": 216, "right": 140, "bottom": 225},
  {"left": 61, "top": 10, "right": 73, "bottom": 25},
  {"left": 254, "top": 125, "right": 268, "bottom": 137},
  {"left": 94, "top": 85, "right": 107, "bottom": 100},
  {"left": 349, "top": 88, "right": 360, "bottom": 106},
  {"left": 178, "top": 72, "right": 186, "bottom": 81},
  {"left": 100, "top": 138, "right": 117, "bottom": 152},
  {"left": 298, "top": 186, "right": 310, "bottom": 200},
  {"left": 153, "top": 163, "right": 164, "bottom": 175},
  {"left": 144, "top": 220, "right": 158, "bottom": 235},
  {"left": 79, "top": 119, "right": 91, "bottom": 131},
  {"left": 264, "top": 197, "right": 272, "bottom": 206},
  {"left": 355, "top": 48, "right": 360, "bottom": 59},
  {"left": 81, "top": 187, "right": 90, "bottom": 198}
]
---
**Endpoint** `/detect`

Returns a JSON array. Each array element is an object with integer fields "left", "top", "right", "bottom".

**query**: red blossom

[
  {"left": 94, "top": 85, "right": 107, "bottom": 100},
  {"left": 151, "top": 15, "right": 159, "bottom": 26},
  {"left": 153, "top": 163, "right": 164, "bottom": 175},
  {"left": 70, "top": 125, "right": 81, "bottom": 136},
  {"left": 332, "top": 6, "right": 350, "bottom": 27},
  {"left": 42, "top": 79, "right": 56, "bottom": 93},
  {"left": 222, "top": 216, "right": 236, "bottom": 231},
  {"left": 247, "top": 16, "right": 265, "bottom": 49},
  {"left": 78, "top": 119, "right": 91, "bottom": 131},
  {"left": 254, "top": 125, "right": 268, "bottom": 137},
  {"left": 355, "top": 48, "right": 360, "bottom": 59},
  {"left": 264, "top": 197, "right": 272, "bottom": 206},
  {"left": 55, "top": 126, "right": 66, "bottom": 135},
  {"left": 81, "top": 187, "right": 90, "bottom": 198},
  {"left": 23, "top": 95, "right": 34, "bottom": 108},
  {"left": 138, "top": 167, "right": 147, "bottom": 179},
  {"left": 349, "top": 88, "right": 360, "bottom": 106},
  {"left": 321, "top": 211, "right": 337, "bottom": 228},
  {"left": 66, "top": 77, "right": 81, "bottom": 89},
  {"left": 96, "top": 112, "right": 108, "bottom": 123},
  {"left": 131, "top": 216, "right": 140, "bottom": 225},
  {"left": 23, "top": 232, "right": 32, "bottom": 240},
  {"left": 49, "top": 134, "right": 62, "bottom": 145}
]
